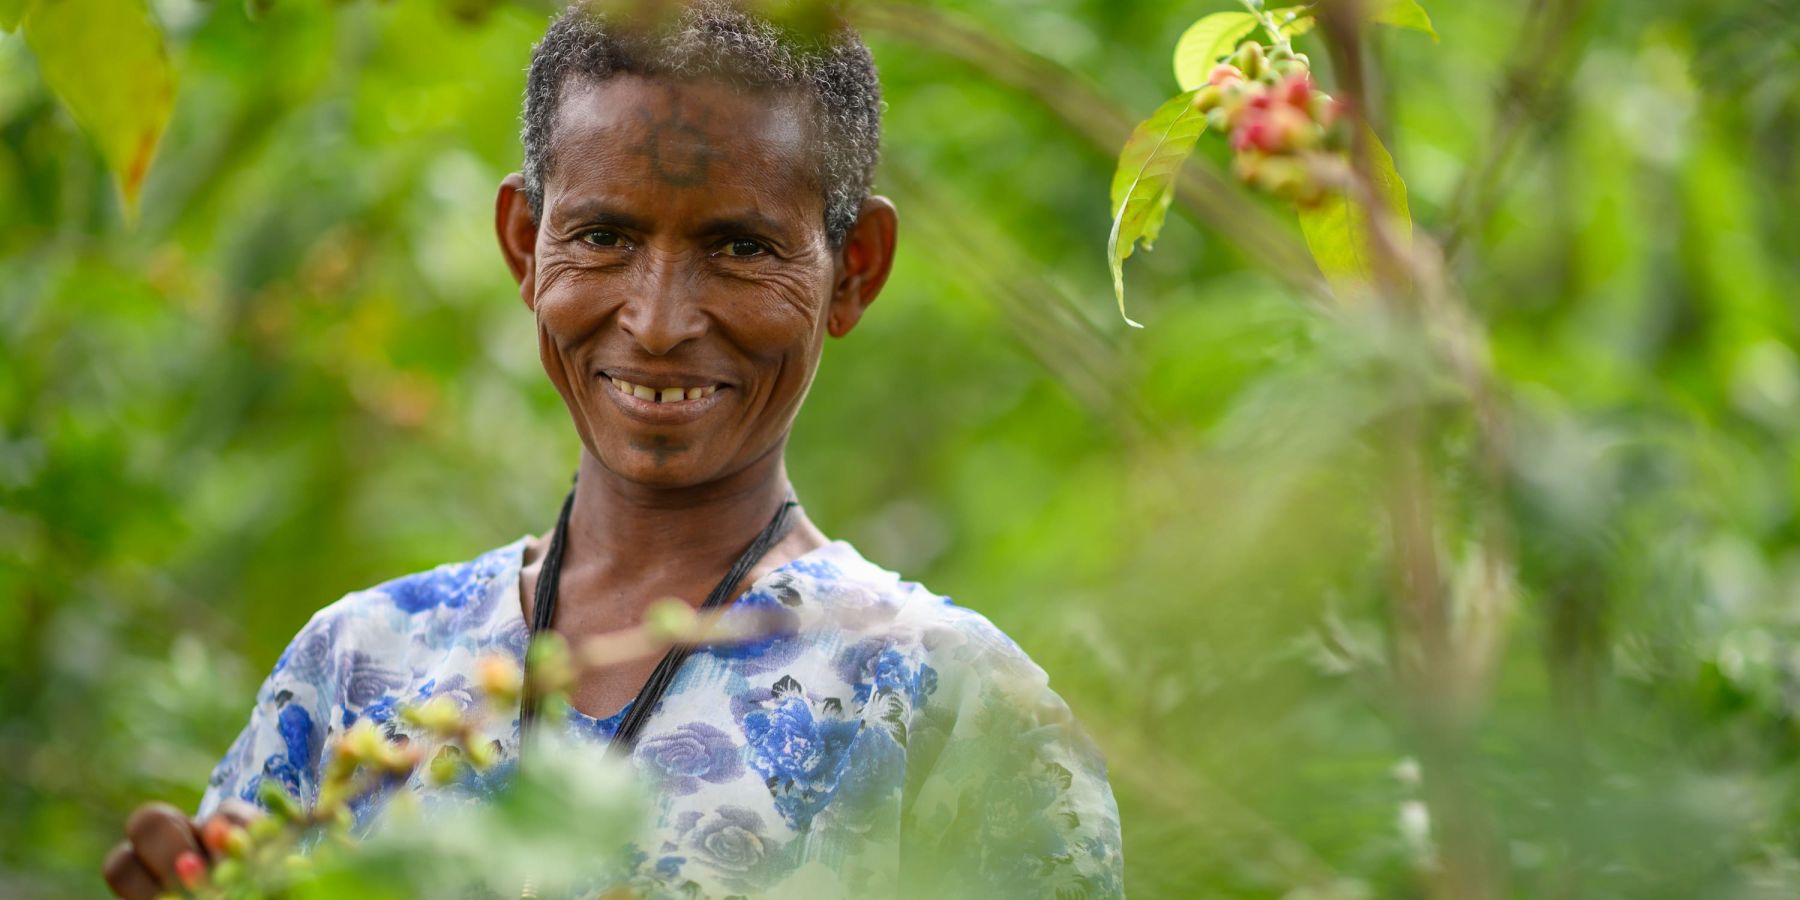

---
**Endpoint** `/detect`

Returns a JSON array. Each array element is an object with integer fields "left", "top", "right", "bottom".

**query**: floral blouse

[{"left": 198, "top": 537, "right": 1123, "bottom": 898}]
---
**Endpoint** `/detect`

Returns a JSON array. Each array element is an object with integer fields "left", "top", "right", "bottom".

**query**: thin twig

[{"left": 1438, "top": 0, "right": 1587, "bottom": 263}]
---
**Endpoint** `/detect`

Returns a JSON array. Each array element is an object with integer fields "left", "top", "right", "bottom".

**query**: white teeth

[{"left": 611, "top": 377, "right": 720, "bottom": 403}]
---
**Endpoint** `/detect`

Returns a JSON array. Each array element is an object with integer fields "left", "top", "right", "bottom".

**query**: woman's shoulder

[
  {"left": 784, "top": 541, "right": 1045, "bottom": 681},
  {"left": 274, "top": 537, "right": 531, "bottom": 671}
]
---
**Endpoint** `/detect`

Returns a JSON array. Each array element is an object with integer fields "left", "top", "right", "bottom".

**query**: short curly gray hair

[{"left": 521, "top": 1, "right": 882, "bottom": 246}]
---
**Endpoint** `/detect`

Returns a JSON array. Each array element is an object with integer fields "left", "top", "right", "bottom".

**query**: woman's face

[{"left": 497, "top": 75, "right": 890, "bottom": 490}]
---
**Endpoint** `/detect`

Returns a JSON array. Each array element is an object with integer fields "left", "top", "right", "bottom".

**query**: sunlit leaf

[
  {"left": 22, "top": 0, "right": 175, "bottom": 217},
  {"left": 0, "top": 0, "right": 33, "bottom": 31},
  {"left": 1173, "top": 12, "right": 1258, "bottom": 91},
  {"left": 1108, "top": 89, "right": 1207, "bottom": 327},
  {"left": 1368, "top": 0, "right": 1437, "bottom": 40},
  {"left": 1278, "top": 10, "right": 1315, "bottom": 38},
  {"left": 1298, "top": 128, "right": 1412, "bottom": 292}
]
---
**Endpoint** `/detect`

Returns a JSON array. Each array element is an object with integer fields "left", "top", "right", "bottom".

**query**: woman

[{"left": 104, "top": 3, "right": 1122, "bottom": 897}]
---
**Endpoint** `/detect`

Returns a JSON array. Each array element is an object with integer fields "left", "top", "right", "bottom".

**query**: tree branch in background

[
  {"left": 886, "top": 162, "right": 1164, "bottom": 445},
  {"left": 1316, "top": 2, "right": 1514, "bottom": 898},
  {"left": 1438, "top": 0, "right": 1587, "bottom": 263}
]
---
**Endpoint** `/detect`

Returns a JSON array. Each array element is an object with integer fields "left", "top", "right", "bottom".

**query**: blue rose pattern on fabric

[
  {"left": 741, "top": 683, "right": 863, "bottom": 831},
  {"left": 199, "top": 538, "right": 1123, "bottom": 899},
  {"left": 640, "top": 722, "right": 744, "bottom": 796}
]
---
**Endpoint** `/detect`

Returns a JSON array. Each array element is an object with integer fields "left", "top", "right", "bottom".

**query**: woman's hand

[{"left": 102, "top": 799, "right": 261, "bottom": 898}]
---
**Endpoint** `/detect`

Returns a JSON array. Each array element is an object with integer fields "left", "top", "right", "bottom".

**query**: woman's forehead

[{"left": 544, "top": 74, "right": 823, "bottom": 214}]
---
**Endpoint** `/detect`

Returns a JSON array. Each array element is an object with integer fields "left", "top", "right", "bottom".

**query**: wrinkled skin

[{"left": 498, "top": 75, "right": 896, "bottom": 490}]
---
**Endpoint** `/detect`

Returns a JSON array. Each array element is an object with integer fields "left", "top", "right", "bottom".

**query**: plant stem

[{"left": 1239, "top": 0, "right": 1295, "bottom": 52}]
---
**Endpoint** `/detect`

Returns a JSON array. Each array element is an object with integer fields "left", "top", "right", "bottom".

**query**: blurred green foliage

[{"left": 4, "top": 0, "right": 1800, "bottom": 896}]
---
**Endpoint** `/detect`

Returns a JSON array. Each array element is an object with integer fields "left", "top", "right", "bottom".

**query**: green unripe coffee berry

[
  {"left": 249, "top": 815, "right": 283, "bottom": 842},
  {"left": 211, "top": 859, "right": 244, "bottom": 887},
  {"left": 1192, "top": 85, "right": 1224, "bottom": 114},
  {"left": 429, "top": 745, "right": 464, "bottom": 785},
  {"left": 1232, "top": 41, "right": 1267, "bottom": 79},
  {"left": 401, "top": 695, "right": 464, "bottom": 736},
  {"left": 1275, "top": 58, "right": 1309, "bottom": 79},
  {"left": 257, "top": 781, "right": 301, "bottom": 821},
  {"left": 466, "top": 737, "right": 498, "bottom": 771}
]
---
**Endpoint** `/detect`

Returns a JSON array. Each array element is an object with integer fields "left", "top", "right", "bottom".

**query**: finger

[
  {"left": 211, "top": 797, "right": 264, "bottom": 827},
  {"left": 124, "top": 802, "right": 204, "bottom": 890},
  {"left": 101, "top": 842, "right": 159, "bottom": 900}
]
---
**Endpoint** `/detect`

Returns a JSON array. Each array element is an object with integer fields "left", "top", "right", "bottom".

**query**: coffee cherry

[
  {"left": 1232, "top": 40, "right": 1267, "bottom": 79},
  {"left": 1253, "top": 156, "right": 1307, "bottom": 200},
  {"left": 1270, "top": 105, "right": 1319, "bottom": 151},
  {"left": 527, "top": 634, "right": 575, "bottom": 699},
  {"left": 428, "top": 745, "right": 464, "bottom": 785},
  {"left": 1208, "top": 63, "right": 1244, "bottom": 87},
  {"left": 1192, "top": 85, "right": 1224, "bottom": 113},
  {"left": 1233, "top": 109, "right": 1294, "bottom": 154},
  {"left": 174, "top": 851, "right": 207, "bottom": 891},
  {"left": 1232, "top": 150, "right": 1265, "bottom": 183},
  {"left": 210, "top": 858, "right": 243, "bottom": 888},
  {"left": 401, "top": 696, "right": 464, "bottom": 737},
  {"left": 465, "top": 737, "right": 499, "bottom": 771},
  {"left": 1187, "top": 37, "right": 1346, "bottom": 208},
  {"left": 200, "top": 815, "right": 246, "bottom": 858},
  {"left": 257, "top": 781, "right": 301, "bottom": 821},
  {"left": 248, "top": 815, "right": 282, "bottom": 842},
  {"left": 1279, "top": 73, "right": 1313, "bottom": 109},
  {"left": 476, "top": 654, "right": 523, "bottom": 707},
  {"left": 1311, "top": 94, "right": 1342, "bottom": 128}
]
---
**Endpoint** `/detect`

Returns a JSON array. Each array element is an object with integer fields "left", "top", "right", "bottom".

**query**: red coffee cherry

[
  {"left": 1209, "top": 63, "right": 1244, "bottom": 87},
  {"left": 1269, "top": 105, "right": 1318, "bottom": 152},
  {"left": 175, "top": 851, "right": 207, "bottom": 890},
  {"left": 1232, "top": 114, "right": 1280, "bottom": 153},
  {"left": 1279, "top": 73, "right": 1313, "bottom": 110}
]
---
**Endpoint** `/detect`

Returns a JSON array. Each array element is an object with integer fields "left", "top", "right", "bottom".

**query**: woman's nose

[{"left": 616, "top": 252, "right": 708, "bottom": 355}]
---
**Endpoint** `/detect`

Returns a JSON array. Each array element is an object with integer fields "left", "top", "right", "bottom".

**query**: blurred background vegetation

[{"left": 4, "top": 0, "right": 1800, "bottom": 896}]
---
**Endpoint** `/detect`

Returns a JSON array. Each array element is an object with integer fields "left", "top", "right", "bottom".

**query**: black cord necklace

[{"left": 518, "top": 484, "right": 798, "bottom": 753}]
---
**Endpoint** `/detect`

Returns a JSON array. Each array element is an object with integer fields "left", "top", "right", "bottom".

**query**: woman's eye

[
  {"left": 582, "top": 230, "right": 624, "bottom": 248},
  {"left": 725, "top": 239, "right": 766, "bottom": 258}
]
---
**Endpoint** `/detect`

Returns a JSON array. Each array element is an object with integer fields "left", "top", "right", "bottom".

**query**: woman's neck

[{"left": 557, "top": 444, "right": 801, "bottom": 588}]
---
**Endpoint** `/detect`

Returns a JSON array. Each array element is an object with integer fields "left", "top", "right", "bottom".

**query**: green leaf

[
  {"left": 1297, "top": 128, "right": 1412, "bottom": 292},
  {"left": 22, "top": 0, "right": 175, "bottom": 217},
  {"left": 1368, "top": 0, "right": 1437, "bottom": 40},
  {"left": 1271, "top": 5, "right": 1316, "bottom": 38},
  {"left": 1172, "top": 12, "right": 1257, "bottom": 91},
  {"left": 1, "top": 0, "right": 31, "bottom": 31},
  {"left": 1108, "top": 90, "right": 1207, "bottom": 328}
]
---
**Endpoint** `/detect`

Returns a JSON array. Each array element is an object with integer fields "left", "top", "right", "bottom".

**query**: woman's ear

[
  {"left": 495, "top": 173, "right": 539, "bottom": 311},
  {"left": 826, "top": 196, "right": 899, "bottom": 338}
]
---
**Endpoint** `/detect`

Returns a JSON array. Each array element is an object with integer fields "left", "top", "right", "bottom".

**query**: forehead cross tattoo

[{"left": 629, "top": 92, "right": 718, "bottom": 188}]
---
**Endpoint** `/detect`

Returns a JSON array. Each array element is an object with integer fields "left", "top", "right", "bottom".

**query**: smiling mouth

[{"left": 607, "top": 376, "right": 721, "bottom": 404}]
